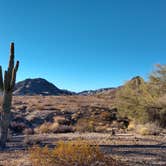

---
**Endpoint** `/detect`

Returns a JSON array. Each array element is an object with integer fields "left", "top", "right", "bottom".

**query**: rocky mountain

[
  {"left": 13, "top": 78, "right": 117, "bottom": 96},
  {"left": 13, "top": 76, "right": 143, "bottom": 96},
  {"left": 14, "top": 78, "right": 75, "bottom": 96},
  {"left": 78, "top": 87, "right": 116, "bottom": 96}
]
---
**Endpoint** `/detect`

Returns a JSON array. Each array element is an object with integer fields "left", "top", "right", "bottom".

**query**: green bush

[
  {"left": 115, "top": 76, "right": 154, "bottom": 123},
  {"left": 115, "top": 64, "right": 166, "bottom": 128}
]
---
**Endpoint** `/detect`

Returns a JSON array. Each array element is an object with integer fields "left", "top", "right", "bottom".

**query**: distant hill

[
  {"left": 14, "top": 78, "right": 75, "bottom": 96},
  {"left": 13, "top": 76, "right": 143, "bottom": 96},
  {"left": 13, "top": 78, "right": 117, "bottom": 96},
  {"left": 78, "top": 87, "right": 116, "bottom": 96},
  {"left": 78, "top": 76, "right": 145, "bottom": 99}
]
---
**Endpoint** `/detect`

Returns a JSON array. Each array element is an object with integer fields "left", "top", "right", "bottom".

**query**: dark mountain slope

[{"left": 14, "top": 78, "right": 75, "bottom": 96}]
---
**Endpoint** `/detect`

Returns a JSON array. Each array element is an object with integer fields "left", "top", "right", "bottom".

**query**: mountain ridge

[
  {"left": 14, "top": 78, "right": 117, "bottom": 96},
  {"left": 13, "top": 76, "right": 144, "bottom": 96}
]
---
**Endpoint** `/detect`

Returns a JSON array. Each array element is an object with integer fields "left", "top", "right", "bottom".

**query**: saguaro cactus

[{"left": 0, "top": 42, "right": 19, "bottom": 148}]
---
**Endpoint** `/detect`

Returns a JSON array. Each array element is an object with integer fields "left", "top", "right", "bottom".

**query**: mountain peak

[{"left": 14, "top": 78, "right": 74, "bottom": 96}]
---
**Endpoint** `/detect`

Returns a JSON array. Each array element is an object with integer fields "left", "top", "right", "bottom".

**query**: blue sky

[{"left": 0, "top": 0, "right": 165, "bottom": 92}]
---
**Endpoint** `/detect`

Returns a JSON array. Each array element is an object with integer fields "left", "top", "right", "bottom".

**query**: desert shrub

[
  {"left": 117, "top": 117, "right": 129, "bottom": 129},
  {"left": 29, "top": 140, "right": 119, "bottom": 166},
  {"left": 35, "top": 122, "right": 52, "bottom": 134},
  {"left": 24, "top": 135, "right": 41, "bottom": 145},
  {"left": 147, "top": 107, "right": 166, "bottom": 128},
  {"left": 149, "top": 64, "right": 166, "bottom": 96},
  {"left": 137, "top": 126, "right": 150, "bottom": 135},
  {"left": 76, "top": 118, "right": 95, "bottom": 132},
  {"left": 95, "top": 126, "right": 109, "bottom": 132},
  {"left": 114, "top": 65, "right": 166, "bottom": 127},
  {"left": 159, "top": 108, "right": 166, "bottom": 127},
  {"left": 127, "top": 121, "right": 136, "bottom": 131},
  {"left": 49, "top": 122, "right": 74, "bottom": 133},
  {"left": 48, "top": 122, "right": 59, "bottom": 133},
  {"left": 100, "top": 111, "right": 116, "bottom": 122},
  {"left": 157, "top": 94, "right": 166, "bottom": 106},
  {"left": 147, "top": 95, "right": 166, "bottom": 128},
  {"left": 136, "top": 123, "right": 161, "bottom": 135},
  {"left": 35, "top": 104, "right": 44, "bottom": 110},
  {"left": 54, "top": 125, "right": 74, "bottom": 133},
  {"left": 53, "top": 116, "right": 67, "bottom": 125},
  {"left": 10, "top": 121, "right": 26, "bottom": 133},
  {"left": 23, "top": 128, "right": 34, "bottom": 135},
  {"left": 35, "top": 122, "right": 74, "bottom": 134},
  {"left": 115, "top": 76, "right": 155, "bottom": 123},
  {"left": 146, "top": 64, "right": 166, "bottom": 127}
]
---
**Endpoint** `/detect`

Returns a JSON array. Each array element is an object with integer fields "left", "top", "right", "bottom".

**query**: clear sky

[{"left": 0, "top": 0, "right": 165, "bottom": 92}]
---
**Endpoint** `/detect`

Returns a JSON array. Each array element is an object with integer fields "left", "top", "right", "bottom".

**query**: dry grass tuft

[
  {"left": 35, "top": 122, "right": 52, "bottom": 133},
  {"left": 127, "top": 121, "right": 136, "bottom": 131},
  {"left": 29, "top": 140, "right": 119, "bottom": 166},
  {"left": 35, "top": 122, "right": 74, "bottom": 134},
  {"left": 76, "top": 118, "right": 95, "bottom": 132},
  {"left": 136, "top": 123, "right": 161, "bottom": 135}
]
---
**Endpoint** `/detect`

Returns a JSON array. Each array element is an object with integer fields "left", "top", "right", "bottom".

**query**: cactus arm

[
  {"left": 3, "top": 71, "right": 8, "bottom": 91},
  {"left": 15, "top": 61, "right": 19, "bottom": 72},
  {"left": 7, "top": 43, "right": 15, "bottom": 87},
  {"left": 10, "top": 61, "right": 19, "bottom": 90},
  {"left": 8, "top": 42, "right": 14, "bottom": 71}
]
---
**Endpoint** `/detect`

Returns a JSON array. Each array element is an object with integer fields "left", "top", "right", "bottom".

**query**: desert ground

[
  {"left": 0, "top": 133, "right": 166, "bottom": 166},
  {"left": 0, "top": 96, "right": 166, "bottom": 166}
]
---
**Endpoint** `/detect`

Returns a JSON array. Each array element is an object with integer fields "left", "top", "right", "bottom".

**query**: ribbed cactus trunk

[{"left": 0, "top": 43, "right": 19, "bottom": 148}]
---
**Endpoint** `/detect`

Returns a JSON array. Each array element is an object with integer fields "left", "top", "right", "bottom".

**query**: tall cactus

[{"left": 0, "top": 42, "right": 19, "bottom": 148}]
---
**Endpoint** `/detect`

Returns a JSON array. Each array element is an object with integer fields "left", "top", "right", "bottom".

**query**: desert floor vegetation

[
  {"left": 0, "top": 65, "right": 165, "bottom": 166},
  {"left": 0, "top": 133, "right": 166, "bottom": 166},
  {"left": 29, "top": 140, "right": 119, "bottom": 166}
]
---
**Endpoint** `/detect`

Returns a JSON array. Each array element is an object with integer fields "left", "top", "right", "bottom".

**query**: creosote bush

[
  {"left": 35, "top": 122, "right": 74, "bottom": 134},
  {"left": 29, "top": 140, "right": 119, "bottom": 166},
  {"left": 136, "top": 123, "right": 161, "bottom": 135},
  {"left": 24, "top": 135, "right": 41, "bottom": 145},
  {"left": 127, "top": 121, "right": 136, "bottom": 131},
  {"left": 76, "top": 118, "right": 95, "bottom": 132},
  {"left": 10, "top": 121, "right": 26, "bottom": 133},
  {"left": 35, "top": 122, "right": 52, "bottom": 133},
  {"left": 23, "top": 128, "right": 34, "bottom": 135}
]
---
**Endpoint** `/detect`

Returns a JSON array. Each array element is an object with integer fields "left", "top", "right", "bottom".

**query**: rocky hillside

[
  {"left": 14, "top": 78, "right": 75, "bottom": 96},
  {"left": 2, "top": 76, "right": 161, "bottom": 135},
  {"left": 78, "top": 87, "right": 116, "bottom": 96},
  {"left": 6, "top": 95, "right": 128, "bottom": 134},
  {"left": 13, "top": 77, "right": 142, "bottom": 97},
  {"left": 13, "top": 78, "right": 117, "bottom": 96}
]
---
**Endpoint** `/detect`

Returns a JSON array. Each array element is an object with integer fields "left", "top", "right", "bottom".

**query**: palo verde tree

[
  {"left": 115, "top": 76, "right": 155, "bottom": 123},
  {"left": 149, "top": 64, "right": 166, "bottom": 97},
  {"left": 0, "top": 42, "right": 19, "bottom": 148}
]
